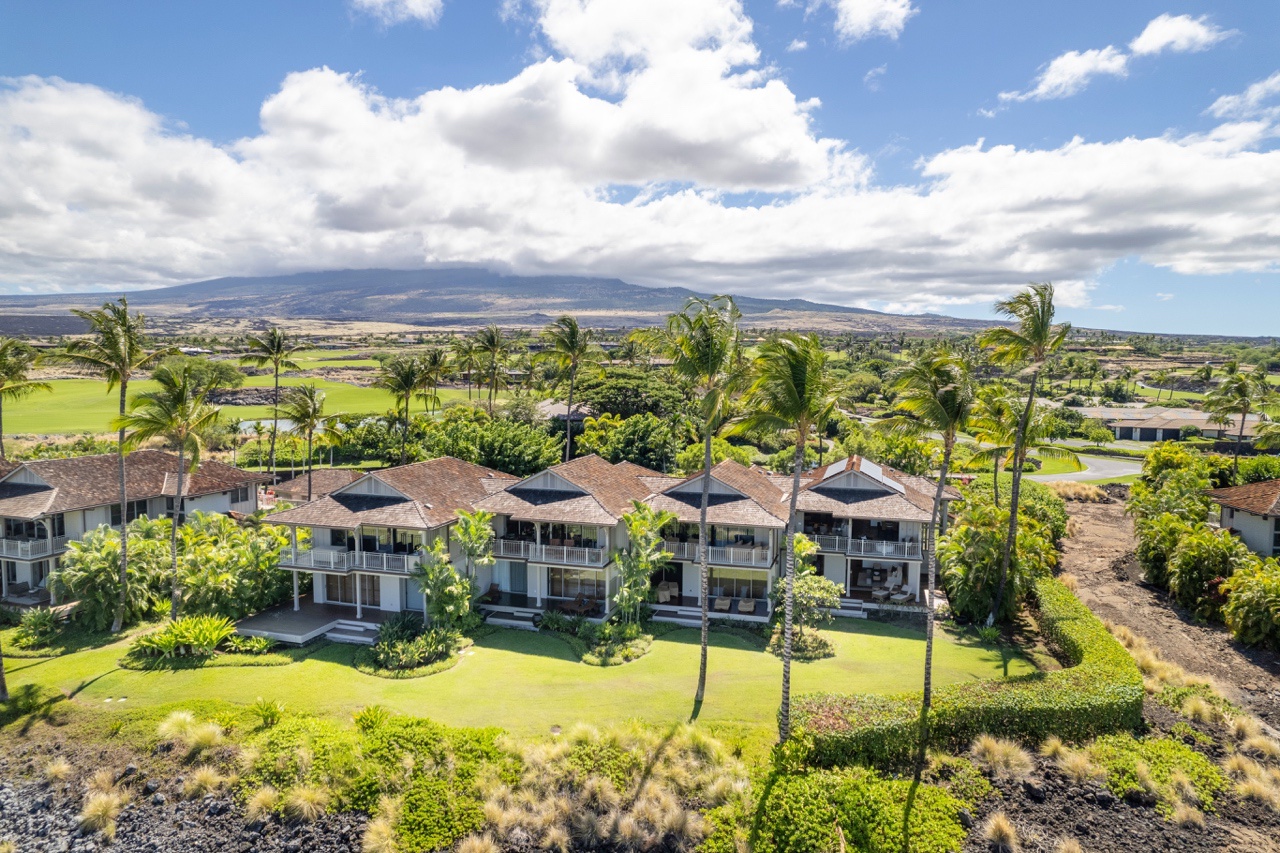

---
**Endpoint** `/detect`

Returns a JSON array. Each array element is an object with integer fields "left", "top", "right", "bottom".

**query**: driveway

[{"left": 1027, "top": 453, "right": 1142, "bottom": 482}]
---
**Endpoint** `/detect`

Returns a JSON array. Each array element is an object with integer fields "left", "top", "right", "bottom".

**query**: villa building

[
  {"left": 1207, "top": 479, "right": 1280, "bottom": 558},
  {"left": 0, "top": 451, "right": 266, "bottom": 606}
]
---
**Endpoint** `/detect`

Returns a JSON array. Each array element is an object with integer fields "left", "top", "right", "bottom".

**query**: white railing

[
  {"left": 494, "top": 539, "right": 607, "bottom": 567},
  {"left": 0, "top": 536, "right": 69, "bottom": 559},
  {"left": 662, "top": 540, "right": 773, "bottom": 568},
  {"left": 279, "top": 547, "right": 418, "bottom": 574},
  {"left": 809, "top": 535, "right": 921, "bottom": 559}
]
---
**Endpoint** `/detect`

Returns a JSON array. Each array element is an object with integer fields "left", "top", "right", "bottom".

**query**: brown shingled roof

[
  {"left": 1207, "top": 479, "right": 1280, "bottom": 516},
  {"left": 273, "top": 468, "right": 364, "bottom": 501},
  {"left": 649, "top": 460, "right": 789, "bottom": 528},
  {"left": 475, "top": 455, "right": 662, "bottom": 525},
  {"left": 0, "top": 451, "right": 268, "bottom": 520}
]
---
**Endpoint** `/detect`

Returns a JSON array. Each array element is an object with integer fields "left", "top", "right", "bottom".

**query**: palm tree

[
  {"left": 57, "top": 297, "right": 170, "bottom": 633},
  {"left": 251, "top": 420, "right": 268, "bottom": 471},
  {"left": 278, "top": 384, "right": 329, "bottom": 502},
  {"left": 977, "top": 283, "right": 1070, "bottom": 625},
  {"left": 451, "top": 337, "right": 480, "bottom": 401},
  {"left": 877, "top": 345, "right": 974, "bottom": 785},
  {"left": 658, "top": 296, "right": 743, "bottom": 708},
  {"left": 968, "top": 385, "right": 1019, "bottom": 508},
  {"left": 419, "top": 347, "right": 449, "bottom": 414},
  {"left": 1150, "top": 369, "right": 1171, "bottom": 402},
  {"left": 537, "top": 316, "right": 606, "bottom": 462},
  {"left": 1195, "top": 362, "right": 1215, "bottom": 388},
  {"left": 734, "top": 333, "right": 837, "bottom": 741},
  {"left": 374, "top": 356, "right": 426, "bottom": 466},
  {"left": 114, "top": 364, "right": 221, "bottom": 619},
  {"left": 1206, "top": 367, "right": 1274, "bottom": 478},
  {"left": 0, "top": 338, "right": 52, "bottom": 457},
  {"left": 474, "top": 325, "right": 511, "bottom": 413},
  {"left": 239, "top": 329, "right": 303, "bottom": 477}
]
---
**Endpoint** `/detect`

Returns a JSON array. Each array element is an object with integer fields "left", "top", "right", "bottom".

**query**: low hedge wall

[{"left": 791, "top": 575, "right": 1143, "bottom": 769}]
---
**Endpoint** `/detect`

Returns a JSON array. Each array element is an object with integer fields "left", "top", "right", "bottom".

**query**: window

[
  {"left": 50, "top": 514, "right": 65, "bottom": 537},
  {"left": 540, "top": 523, "right": 600, "bottom": 549},
  {"left": 32, "top": 560, "right": 48, "bottom": 587},
  {"left": 1273, "top": 519, "right": 1280, "bottom": 555},
  {"left": 325, "top": 574, "right": 380, "bottom": 607},
  {"left": 330, "top": 529, "right": 352, "bottom": 548},
  {"left": 546, "top": 566, "right": 605, "bottom": 599},
  {"left": 110, "top": 500, "right": 149, "bottom": 526},
  {"left": 3, "top": 561, "right": 15, "bottom": 584},
  {"left": 232, "top": 486, "right": 251, "bottom": 504},
  {"left": 709, "top": 567, "right": 767, "bottom": 599}
]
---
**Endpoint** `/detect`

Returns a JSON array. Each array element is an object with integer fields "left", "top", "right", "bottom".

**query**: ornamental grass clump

[
  {"left": 44, "top": 757, "right": 73, "bottom": 783},
  {"left": 1172, "top": 800, "right": 1205, "bottom": 828},
  {"left": 982, "top": 812, "right": 1020, "bottom": 853},
  {"left": 79, "top": 789, "right": 129, "bottom": 840},
  {"left": 283, "top": 784, "right": 329, "bottom": 823},
  {"left": 183, "top": 765, "right": 224, "bottom": 799},
  {"left": 1242, "top": 735, "right": 1280, "bottom": 762},
  {"left": 1057, "top": 750, "right": 1104, "bottom": 785},
  {"left": 246, "top": 786, "right": 280, "bottom": 822},
  {"left": 971, "top": 735, "right": 1034, "bottom": 781}
]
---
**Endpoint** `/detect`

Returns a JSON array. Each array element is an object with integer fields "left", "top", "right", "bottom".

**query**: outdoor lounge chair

[
  {"left": 870, "top": 587, "right": 890, "bottom": 604},
  {"left": 657, "top": 588, "right": 672, "bottom": 604},
  {"left": 6, "top": 581, "right": 29, "bottom": 598},
  {"left": 562, "top": 593, "right": 595, "bottom": 615},
  {"left": 481, "top": 583, "right": 501, "bottom": 604},
  {"left": 890, "top": 590, "right": 914, "bottom": 604},
  {"left": 736, "top": 598, "right": 757, "bottom": 615},
  {"left": 713, "top": 596, "right": 732, "bottom": 612}
]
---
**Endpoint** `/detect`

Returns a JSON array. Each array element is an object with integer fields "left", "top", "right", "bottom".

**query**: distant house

[
  {"left": 0, "top": 451, "right": 268, "bottom": 605},
  {"left": 273, "top": 468, "right": 365, "bottom": 504},
  {"left": 537, "top": 400, "right": 594, "bottom": 423},
  {"left": 1207, "top": 479, "right": 1280, "bottom": 558},
  {"left": 1073, "top": 406, "right": 1262, "bottom": 442}
]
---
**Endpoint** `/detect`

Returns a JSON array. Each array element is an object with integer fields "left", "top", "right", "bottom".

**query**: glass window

[
  {"left": 330, "top": 529, "right": 351, "bottom": 548},
  {"left": 546, "top": 567, "right": 605, "bottom": 599},
  {"left": 712, "top": 526, "right": 756, "bottom": 547},
  {"left": 708, "top": 567, "right": 767, "bottom": 599},
  {"left": 3, "top": 561, "right": 15, "bottom": 583}
]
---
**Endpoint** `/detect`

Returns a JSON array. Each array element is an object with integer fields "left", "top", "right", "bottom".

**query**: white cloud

[
  {"left": 786, "top": 38, "right": 808, "bottom": 52},
  {"left": 1000, "top": 47, "right": 1128, "bottom": 103},
  {"left": 1, "top": 10, "right": 1279, "bottom": 313},
  {"left": 1156, "top": 292, "right": 1175, "bottom": 301},
  {"left": 1130, "top": 13, "right": 1233, "bottom": 56},
  {"left": 1208, "top": 71, "right": 1280, "bottom": 120},
  {"left": 863, "top": 64, "right": 886, "bottom": 91},
  {"left": 1093, "top": 304, "right": 1126, "bottom": 312},
  {"left": 807, "top": 0, "right": 916, "bottom": 43},
  {"left": 349, "top": 0, "right": 443, "bottom": 26}
]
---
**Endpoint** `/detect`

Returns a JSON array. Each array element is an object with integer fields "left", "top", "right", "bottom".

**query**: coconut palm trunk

[
  {"left": 170, "top": 445, "right": 185, "bottom": 619},
  {"left": 695, "top": 425, "right": 712, "bottom": 705},
  {"left": 990, "top": 368, "right": 1038, "bottom": 624},
  {"left": 564, "top": 372, "right": 576, "bottom": 462},
  {"left": 778, "top": 434, "right": 805, "bottom": 741},
  {"left": 0, "top": 646, "right": 7, "bottom": 702},
  {"left": 114, "top": 383, "right": 130, "bottom": 632}
]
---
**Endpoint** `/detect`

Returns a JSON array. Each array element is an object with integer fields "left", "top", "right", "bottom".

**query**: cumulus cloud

[
  {"left": 349, "top": 0, "right": 444, "bottom": 26},
  {"left": 1001, "top": 13, "right": 1233, "bottom": 105},
  {"left": 863, "top": 64, "right": 886, "bottom": 91},
  {"left": 1, "top": 5, "right": 1279, "bottom": 313},
  {"left": 786, "top": 38, "right": 808, "bottom": 52},
  {"left": 1130, "top": 13, "right": 1233, "bottom": 56},
  {"left": 1156, "top": 292, "right": 1174, "bottom": 301},
  {"left": 804, "top": 0, "right": 916, "bottom": 43},
  {"left": 1208, "top": 71, "right": 1280, "bottom": 120},
  {"left": 1000, "top": 47, "right": 1129, "bottom": 103}
]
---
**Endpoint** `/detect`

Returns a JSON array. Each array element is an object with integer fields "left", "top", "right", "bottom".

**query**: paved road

[{"left": 1027, "top": 454, "right": 1142, "bottom": 482}]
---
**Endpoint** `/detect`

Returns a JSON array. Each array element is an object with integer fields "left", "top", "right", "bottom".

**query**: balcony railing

[
  {"left": 809, "top": 535, "right": 921, "bottom": 559},
  {"left": 662, "top": 540, "right": 773, "bottom": 568},
  {"left": 494, "top": 538, "right": 608, "bottom": 567},
  {"left": 279, "top": 547, "right": 419, "bottom": 574},
  {"left": 0, "top": 536, "right": 69, "bottom": 559}
]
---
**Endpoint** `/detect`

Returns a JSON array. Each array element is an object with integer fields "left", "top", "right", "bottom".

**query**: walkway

[{"left": 1027, "top": 454, "right": 1141, "bottom": 483}]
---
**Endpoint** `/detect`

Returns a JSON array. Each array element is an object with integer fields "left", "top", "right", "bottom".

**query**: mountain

[{"left": 0, "top": 268, "right": 995, "bottom": 333}]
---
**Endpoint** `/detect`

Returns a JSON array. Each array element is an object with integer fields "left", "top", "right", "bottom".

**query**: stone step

[{"left": 326, "top": 626, "right": 379, "bottom": 645}]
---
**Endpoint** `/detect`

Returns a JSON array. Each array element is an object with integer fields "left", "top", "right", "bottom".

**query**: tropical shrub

[
  {"left": 939, "top": 502, "right": 1057, "bottom": 624},
  {"left": 410, "top": 540, "right": 474, "bottom": 632},
  {"left": 1166, "top": 526, "right": 1254, "bottom": 618},
  {"left": 53, "top": 521, "right": 171, "bottom": 631},
  {"left": 364, "top": 611, "right": 457, "bottom": 672},
  {"left": 675, "top": 437, "right": 753, "bottom": 474},
  {"left": 1087, "top": 734, "right": 1227, "bottom": 817},
  {"left": 793, "top": 575, "right": 1143, "bottom": 769},
  {"left": 1222, "top": 557, "right": 1280, "bottom": 649},
  {"left": 14, "top": 607, "right": 58, "bottom": 648},
  {"left": 576, "top": 412, "right": 681, "bottom": 472},
  {"left": 223, "top": 634, "right": 276, "bottom": 655},
  {"left": 1134, "top": 513, "right": 1196, "bottom": 588},
  {"left": 962, "top": 474, "right": 1069, "bottom": 543},
  {"left": 131, "top": 615, "right": 236, "bottom": 658},
  {"left": 177, "top": 512, "right": 294, "bottom": 619}
]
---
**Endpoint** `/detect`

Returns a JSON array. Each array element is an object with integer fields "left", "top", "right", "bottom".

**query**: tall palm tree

[
  {"left": 734, "top": 333, "right": 837, "bottom": 741},
  {"left": 251, "top": 420, "right": 268, "bottom": 471},
  {"left": 451, "top": 337, "right": 480, "bottom": 401},
  {"left": 877, "top": 345, "right": 974, "bottom": 785},
  {"left": 115, "top": 364, "right": 221, "bottom": 619},
  {"left": 977, "top": 283, "right": 1070, "bottom": 625},
  {"left": 968, "top": 385, "right": 1019, "bottom": 508},
  {"left": 474, "top": 325, "right": 511, "bottom": 413},
  {"left": 278, "top": 384, "right": 330, "bottom": 502},
  {"left": 0, "top": 338, "right": 53, "bottom": 457},
  {"left": 1206, "top": 366, "right": 1274, "bottom": 478},
  {"left": 658, "top": 296, "right": 743, "bottom": 708},
  {"left": 537, "top": 316, "right": 606, "bottom": 462},
  {"left": 239, "top": 329, "right": 303, "bottom": 478},
  {"left": 419, "top": 347, "right": 449, "bottom": 414},
  {"left": 57, "top": 297, "right": 170, "bottom": 633},
  {"left": 374, "top": 356, "right": 426, "bottom": 465}
]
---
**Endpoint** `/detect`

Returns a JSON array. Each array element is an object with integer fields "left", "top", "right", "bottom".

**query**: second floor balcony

[
  {"left": 810, "top": 535, "right": 921, "bottom": 560},
  {"left": 0, "top": 535, "right": 69, "bottom": 560},
  {"left": 279, "top": 546, "right": 420, "bottom": 575},
  {"left": 493, "top": 537, "right": 608, "bottom": 567},
  {"left": 662, "top": 540, "right": 773, "bottom": 568}
]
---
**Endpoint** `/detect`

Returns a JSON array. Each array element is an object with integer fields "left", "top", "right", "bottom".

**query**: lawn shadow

[
  {"left": 0, "top": 684, "right": 67, "bottom": 734},
  {"left": 2, "top": 619, "right": 147, "bottom": 659}
]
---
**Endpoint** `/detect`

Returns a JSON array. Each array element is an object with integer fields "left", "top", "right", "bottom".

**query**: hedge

[{"left": 791, "top": 575, "right": 1143, "bottom": 769}]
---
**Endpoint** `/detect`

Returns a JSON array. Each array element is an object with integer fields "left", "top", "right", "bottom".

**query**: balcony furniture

[
  {"left": 871, "top": 587, "right": 891, "bottom": 604},
  {"left": 713, "top": 596, "right": 732, "bottom": 612},
  {"left": 562, "top": 593, "right": 596, "bottom": 616},
  {"left": 890, "top": 591, "right": 914, "bottom": 604},
  {"left": 657, "top": 588, "right": 672, "bottom": 604},
  {"left": 736, "top": 598, "right": 757, "bottom": 615},
  {"left": 481, "top": 583, "right": 501, "bottom": 604},
  {"left": 7, "top": 582, "right": 29, "bottom": 597}
]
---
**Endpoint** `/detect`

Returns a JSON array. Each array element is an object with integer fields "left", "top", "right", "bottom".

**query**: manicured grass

[
  {"left": 1092, "top": 474, "right": 1139, "bottom": 485},
  {"left": 7, "top": 619, "right": 1034, "bottom": 737},
  {"left": 1031, "top": 454, "right": 1085, "bottom": 477}
]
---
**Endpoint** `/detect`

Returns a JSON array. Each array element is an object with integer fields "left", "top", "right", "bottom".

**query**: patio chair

[
  {"left": 657, "top": 588, "right": 672, "bottom": 604},
  {"left": 890, "top": 591, "right": 914, "bottom": 604},
  {"left": 481, "top": 583, "right": 501, "bottom": 604},
  {"left": 870, "top": 587, "right": 890, "bottom": 604},
  {"left": 7, "top": 581, "right": 29, "bottom": 597},
  {"left": 736, "top": 598, "right": 757, "bottom": 615},
  {"left": 563, "top": 593, "right": 594, "bottom": 615},
  {"left": 713, "top": 596, "right": 732, "bottom": 612}
]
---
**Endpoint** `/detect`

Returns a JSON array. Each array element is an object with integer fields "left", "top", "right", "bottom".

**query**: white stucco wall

[{"left": 1222, "top": 507, "right": 1275, "bottom": 557}]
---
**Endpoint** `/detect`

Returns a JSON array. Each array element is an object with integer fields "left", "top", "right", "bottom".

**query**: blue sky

[{"left": 2, "top": 1, "right": 1278, "bottom": 335}]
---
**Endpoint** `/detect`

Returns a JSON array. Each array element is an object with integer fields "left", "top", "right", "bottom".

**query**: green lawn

[
  {"left": 1031, "top": 454, "right": 1086, "bottom": 476},
  {"left": 6, "top": 377, "right": 496, "bottom": 435},
  {"left": 5, "top": 620, "right": 1033, "bottom": 737}
]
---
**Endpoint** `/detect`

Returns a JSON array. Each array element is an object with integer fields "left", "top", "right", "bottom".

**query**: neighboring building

[
  {"left": 1208, "top": 479, "right": 1280, "bottom": 558},
  {"left": 1076, "top": 406, "right": 1262, "bottom": 442},
  {"left": 0, "top": 451, "right": 267, "bottom": 604},
  {"left": 272, "top": 468, "right": 364, "bottom": 504}
]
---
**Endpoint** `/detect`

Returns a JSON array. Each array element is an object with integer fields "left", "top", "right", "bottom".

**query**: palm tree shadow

[{"left": 0, "top": 684, "right": 66, "bottom": 735}]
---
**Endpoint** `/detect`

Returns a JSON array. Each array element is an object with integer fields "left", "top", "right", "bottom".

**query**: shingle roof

[
  {"left": 475, "top": 455, "right": 662, "bottom": 525},
  {"left": 649, "top": 460, "right": 789, "bottom": 528},
  {"left": 793, "top": 488, "right": 933, "bottom": 522},
  {"left": 268, "top": 456, "right": 514, "bottom": 530},
  {"left": 1207, "top": 479, "right": 1280, "bottom": 517},
  {"left": 799, "top": 455, "right": 956, "bottom": 518},
  {"left": 273, "top": 468, "right": 364, "bottom": 501},
  {"left": 0, "top": 451, "right": 268, "bottom": 520}
]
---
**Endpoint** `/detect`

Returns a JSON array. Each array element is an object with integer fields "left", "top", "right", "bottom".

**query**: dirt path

[{"left": 1060, "top": 496, "right": 1280, "bottom": 727}]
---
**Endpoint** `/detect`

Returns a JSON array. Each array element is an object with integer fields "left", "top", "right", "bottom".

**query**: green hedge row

[{"left": 791, "top": 576, "right": 1143, "bottom": 769}]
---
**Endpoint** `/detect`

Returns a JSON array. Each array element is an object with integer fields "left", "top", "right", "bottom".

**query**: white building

[{"left": 1208, "top": 479, "right": 1280, "bottom": 558}]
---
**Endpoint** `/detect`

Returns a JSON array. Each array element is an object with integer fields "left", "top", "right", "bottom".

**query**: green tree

[
  {"left": 453, "top": 509, "right": 496, "bottom": 579},
  {"left": 411, "top": 539, "right": 474, "bottom": 631},
  {"left": 939, "top": 503, "right": 1057, "bottom": 623},
  {"left": 115, "top": 363, "right": 221, "bottom": 619},
  {"left": 57, "top": 297, "right": 170, "bottom": 632},
  {"left": 50, "top": 520, "right": 170, "bottom": 630},
  {"left": 0, "top": 337, "right": 52, "bottom": 459},
  {"left": 784, "top": 534, "right": 841, "bottom": 639},
  {"left": 277, "top": 384, "right": 332, "bottom": 502},
  {"left": 474, "top": 325, "right": 512, "bottom": 414},
  {"left": 674, "top": 436, "right": 753, "bottom": 474},
  {"left": 1206, "top": 366, "right": 1274, "bottom": 478},
  {"left": 153, "top": 354, "right": 244, "bottom": 394},
  {"left": 656, "top": 295, "right": 744, "bottom": 708},
  {"left": 577, "top": 413, "right": 680, "bottom": 472},
  {"left": 537, "top": 315, "right": 606, "bottom": 462},
  {"left": 419, "top": 347, "right": 450, "bottom": 414},
  {"left": 734, "top": 332, "right": 837, "bottom": 741},
  {"left": 978, "top": 283, "right": 1071, "bottom": 625},
  {"left": 239, "top": 328, "right": 303, "bottom": 476},
  {"left": 374, "top": 356, "right": 427, "bottom": 466},
  {"left": 451, "top": 336, "right": 480, "bottom": 401},
  {"left": 614, "top": 502, "right": 677, "bottom": 624}
]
